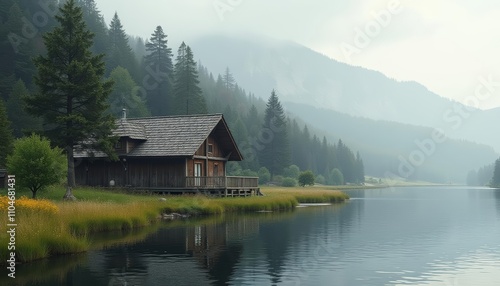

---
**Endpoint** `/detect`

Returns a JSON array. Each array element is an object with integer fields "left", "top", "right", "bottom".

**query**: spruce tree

[
  {"left": 144, "top": 26, "right": 173, "bottom": 115},
  {"left": 245, "top": 105, "right": 261, "bottom": 138},
  {"left": 355, "top": 152, "right": 365, "bottom": 183},
  {"left": 25, "top": 0, "right": 116, "bottom": 200},
  {"left": 6, "top": 79, "right": 42, "bottom": 137},
  {"left": 223, "top": 67, "right": 235, "bottom": 91},
  {"left": 173, "top": 42, "right": 206, "bottom": 115},
  {"left": 258, "top": 90, "right": 290, "bottom": 177},
  {"left": 491, "top": 158, "right": 500, "bottom": 187},
  {"left": 0, "top": 99, "right": 14, "bottom": 168},
  {"left": 107, "top": 12, "right": 138, "bottom": 80},
  {"left": 0, "top": 3, "right": 35, "bottom": 98},
  {"left": 76, "top": 0, "right": 108, "bottom": 55}
]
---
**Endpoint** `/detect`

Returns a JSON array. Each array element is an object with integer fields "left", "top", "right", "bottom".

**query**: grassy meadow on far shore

[{"left": 0, "top": 184, "right": 349, "bottom": 264}]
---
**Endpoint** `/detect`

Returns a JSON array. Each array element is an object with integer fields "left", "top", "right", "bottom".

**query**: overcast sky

[{"left": 96, "top": 0, "right": 500, "bottom": 109}]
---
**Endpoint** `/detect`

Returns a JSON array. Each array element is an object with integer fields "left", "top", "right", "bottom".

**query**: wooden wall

[
  {"left": 186, "top": 159, "right": 225, "bottom": 178},
  {"left": 75, "top": 157, "right": 186, "bottom": 188},
  {"left": 195, "top": 134, "right": 224, "bottom": 158}
]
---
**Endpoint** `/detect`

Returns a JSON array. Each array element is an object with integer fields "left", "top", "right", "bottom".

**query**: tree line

[
  {"left": 467, "top": 159, "right": 500, "bottom": 188},
  {"left": 0, "top": 0, "right": 365, "bottom": 194}
]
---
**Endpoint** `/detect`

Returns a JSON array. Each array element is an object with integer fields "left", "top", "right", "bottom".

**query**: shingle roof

[
  {"left": 115, "top": 119, "right": 147, "bottom": 140},
  {"left": 75, "top": 114, "right": 242, "bottom": 160}
]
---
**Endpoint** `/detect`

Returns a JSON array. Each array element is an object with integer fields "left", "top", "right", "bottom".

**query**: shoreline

[{"left": 0, "top": 186, "right": 349, "bottom": 264}]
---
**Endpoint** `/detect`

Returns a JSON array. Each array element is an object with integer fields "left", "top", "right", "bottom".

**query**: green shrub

[
  {"left": 329, "top": 168, "right": 344, "bottom": 185},
  {"left": 298, "top": 171, "right": 315, "bottom": 187},
  {"left": 315, "top": 175, "right": 326, "bottom": 185},
  {"left": 7, "top": 134, "right": 66, "bottom": 198},
  {"left": 282, "top": 177, "right": 297, "bottom": 187},
  {"left": 258, "top": 167, "right": 271, "bottom": 184},
  {"left": 283, "top": 165, "right": 300, "bottom": 179}
]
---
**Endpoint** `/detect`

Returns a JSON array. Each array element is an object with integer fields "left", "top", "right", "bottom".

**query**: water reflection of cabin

[{"left": 74, "top": 113, "right": 259, "bottom": 196}]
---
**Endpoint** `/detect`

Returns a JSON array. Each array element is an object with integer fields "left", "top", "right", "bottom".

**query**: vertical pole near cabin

[
  {"left": 205, "top": 138, "right": 209, "bottom": 179},
  {"left": 185, "top": 158, "right": 188, "bottom": 188}
]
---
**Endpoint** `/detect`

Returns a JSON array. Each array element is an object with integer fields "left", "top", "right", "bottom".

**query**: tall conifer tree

[
  {"left": 6, "top": 79, "right": 41, "bottom": 137},
  {"left": 144, "top": 26, "right": 173, "bottom": 115},
  {"left": 173, "top": 42, "right": 206, "bottom": 115},
  {"left": 77, "top": 0, "right": 108, "bottom": 55},
  {"left": 0, "top": 99, "right": 14, "bottom": 168},
  {"left": 107, "top": 12, "right": 138, "bottom": 79},
  {"left": 259, "top": 90, "right": 290, "bottom": 177},
  {"left": 490, "top": 158, "right": 500, "bottom": 187},
  {"left": 25, "top": 0, "right": 115, "bottom": 199}
]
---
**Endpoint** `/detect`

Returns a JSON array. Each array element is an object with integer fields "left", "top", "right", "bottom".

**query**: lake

[{"left": 8, "top": 186, "right": 500, "bottom": 285}]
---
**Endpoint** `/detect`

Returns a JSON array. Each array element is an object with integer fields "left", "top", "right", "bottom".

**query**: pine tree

[
  {"left": 144, "top": 26, "right": 173, "bottom": 115},
  {"left": 0, "top": 3, "right": 35, "bottom": 98},
  {"left": 245, "top": 105, "right": 261, "bottom": 138},
  {"left": 6, "top": 79, "right": 41, "bottom": 137},
  {"left": 335, "top": 139, "right": 358, "bottom": 183},
  {"left": 319, "top": 137, "right": 329, "bottom": 177},
  {"left": 490, "top": 158, "right": 500, "bottom": 187},
  {"left": 25, "top": 0, "right": 116, "bottom": 200},
  {"left": 173, "top": 42, "right": 206, "bottom": 115},
  {"left": 223, "top": 67, "right": 235, "bottom": 91},
  {"left": 299, "top": 125, "right": 312, "bottom": 170},
  {"left": 258, "top": 90, "right": 290, "bottom": 177},
  {"left": 355, "top": 151, "right": 365, "bottom": 183},
  {"left": 0, "top": 99, "right": 14, "bottom": 168},
  {"left": 106, "top": 12, "right": 138, "bottom": 80},
  {"left": 130, "top": 36, "right": 147, "bottom": 60},
  {"left": 76, "top": 0, "right": 108, "bottom": 55}
]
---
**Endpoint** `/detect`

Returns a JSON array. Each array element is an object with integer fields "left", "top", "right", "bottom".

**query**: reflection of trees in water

[
  {"left": 252, "top": 200, "right": 358, "bottom": 284},
  {"left": 16, "top": 204, "right": 359, "bottom": 286},
  {"left": 495, "top": 189, "right": 500, "bottom": 215},
  {"left": 85, "top": 217, "right": 261, "bottom": 285},
  {"left": 0, "top": 252, "right": 87, "bottom": 286}
]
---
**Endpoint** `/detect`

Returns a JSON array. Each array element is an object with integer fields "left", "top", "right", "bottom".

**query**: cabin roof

[
  {"left": 75, "top": 114, "right": 243, "bottom": 161},
  {"left": 115, "top": 120, "right": 147, "bottom": 140}
]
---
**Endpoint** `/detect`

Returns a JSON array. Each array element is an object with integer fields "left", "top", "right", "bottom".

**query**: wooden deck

[{"left": 130, "top": 176, "right": 261, "bottom": 197}]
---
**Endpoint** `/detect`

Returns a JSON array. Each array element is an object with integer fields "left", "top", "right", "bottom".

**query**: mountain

[
  {"left": 191, "top": 34, "right": 500, "bottom": 152},
  {"left": 285, "top": 102, "right": 497, "bottom": 183}
]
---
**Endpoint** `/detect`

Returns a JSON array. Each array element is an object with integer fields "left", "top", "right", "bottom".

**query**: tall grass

[
  {"left": 217, "top": 195, "right": 298, "bottom": 212},
  {"left": 62, "top": 201, "right": 164, "bottom": 235},
  {"left": 0, "top": 197, "right": 166, "bottom": 263},
  {"left": 262, "top": 186, "right": 350, "bottom": 203},
  {"left": 0, "top": 209, "right": 88, "bottom": 262}
]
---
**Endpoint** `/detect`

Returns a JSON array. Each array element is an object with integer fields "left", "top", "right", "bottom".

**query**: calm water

[{"left": 7, "top": 187, "right": 500, "bottom": 286}]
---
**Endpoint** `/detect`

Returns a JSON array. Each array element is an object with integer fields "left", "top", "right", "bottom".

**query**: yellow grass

[{"left": 262, "top": 186, "right": 350, "bottom": 203}]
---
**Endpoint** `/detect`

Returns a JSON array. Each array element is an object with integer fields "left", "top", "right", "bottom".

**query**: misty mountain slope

[
  {"left": 192, "top": 34, "right": 455, "bottom": 125},
  {"left": 191, "top": 34, "right": 500, "bottom": 152},
  {"left": 285, "top": 102, "right": 497, "bottom": 183}
]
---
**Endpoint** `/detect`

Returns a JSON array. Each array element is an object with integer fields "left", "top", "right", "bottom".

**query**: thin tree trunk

[{"left": 64, "top": 146, "right": 77, "bottom": 201}]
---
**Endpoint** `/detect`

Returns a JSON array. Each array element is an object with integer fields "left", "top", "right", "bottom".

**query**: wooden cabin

[{"left": 74, "top": 113, "right": 260, "bottom": 196}]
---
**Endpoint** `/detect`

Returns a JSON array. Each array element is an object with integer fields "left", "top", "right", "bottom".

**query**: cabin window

[
  {"left": 115, "top": 141, "right": 122, "bottom": 149},
  {"left": 208, "top": 144, "right": 213, "bottom": 154}
]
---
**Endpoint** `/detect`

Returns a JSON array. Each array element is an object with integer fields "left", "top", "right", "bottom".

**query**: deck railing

[{"left": 185, "top": 176, "right": 258, "bottom": 189}]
